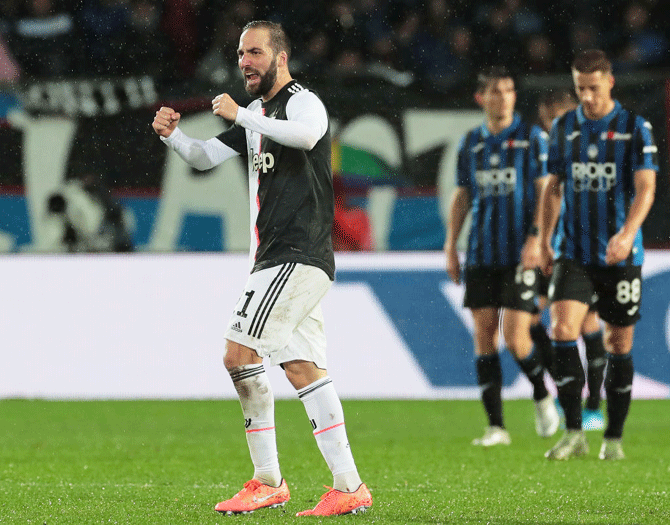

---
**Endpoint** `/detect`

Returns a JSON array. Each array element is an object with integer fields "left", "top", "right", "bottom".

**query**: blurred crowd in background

[{"left": 1, "top": 0, "right": 669, "bottom": 93}]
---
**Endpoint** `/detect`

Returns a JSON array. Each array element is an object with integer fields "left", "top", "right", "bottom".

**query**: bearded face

[{"left": 243, "top": 55, "right": 278, "bottom": 97}]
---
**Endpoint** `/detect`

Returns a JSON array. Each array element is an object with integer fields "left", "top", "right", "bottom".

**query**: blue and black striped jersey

[
  {"left": 457, "top": 113, "right": 548, "bottom": 268},
  {"left": 548, "top": 101, "right": 658, "bottom": 267}
]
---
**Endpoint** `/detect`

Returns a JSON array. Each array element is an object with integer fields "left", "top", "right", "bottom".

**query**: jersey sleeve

[
  {"left": 456, "top": 133, "right": 470, "bottom": 187},
  {"left": 632, "top": 117, "right": 659, "bottom": 172},
  {"left": 530, "top": 125, "right": 549, "bottom": 181},
  {"left": 215, "top": 121, "right": 248, "bottom": 156},
  {"left": 234, "top": 90, "right": 327, "bottom": 150},
  {"left": 162, "top": 127, "right": 239, "bottom": 170},
  {"left": 547, "top": 119, "right": 564, "bottom": 181}
]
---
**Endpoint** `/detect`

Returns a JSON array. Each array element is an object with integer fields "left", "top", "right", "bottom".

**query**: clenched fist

[
  {"left": 212, "top": 94, "right": 239, "bottom": 121},
  {"left": 152, "top": 107, "right": 181, "bottom": 138}
]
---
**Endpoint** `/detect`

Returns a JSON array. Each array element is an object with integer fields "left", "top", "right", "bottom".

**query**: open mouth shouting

[{"left": 244, "top": 69, "right": 260, "bottom": 88}]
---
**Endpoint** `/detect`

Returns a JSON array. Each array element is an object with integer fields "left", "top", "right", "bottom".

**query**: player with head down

[
  {"left": 445, "top": 65, "right": 560, "bottom": 448},
  {"left": 529, "top": 49, "right": 658, "bottom": 460}
]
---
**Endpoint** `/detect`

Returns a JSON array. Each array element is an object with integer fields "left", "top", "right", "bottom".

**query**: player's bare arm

[
  {"left": 152, "top": 106, "right": 181, "bottom": 138},
  {"left": 521, "top": 177, "right": 547, "bottom": 270},
  {"left": 444, "top": 186, "right": 471, "bottom": 284},
  {"left": 605, "top": 168, "right": 656, "bottom": 265},
  {"left": 212, "top": 94, "right": 239, "bottom": 122},
  {"left": 537, "top": 173, "right": 562, "bottom": 275}
]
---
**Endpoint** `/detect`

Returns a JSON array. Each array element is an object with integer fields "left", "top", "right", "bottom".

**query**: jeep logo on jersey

[
  {"left": 475, "top": 167, "right": 517, "bottom": 197},
  {"left": 252, "top": 152, "right": 275, "bottom": 173},
  {"left": 572, "top": 162, "right": 616, "bottom": 191}
]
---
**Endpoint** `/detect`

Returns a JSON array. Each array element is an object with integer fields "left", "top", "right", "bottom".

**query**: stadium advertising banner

[
  {"left": 1, "top": 252, "right": 668, "bottom": 400},
  {"left": 0, "top": 107, "right": 481, "bottom": 254},
  {"left": 2, "top": 74, "right": 669, "bottom": 254}
]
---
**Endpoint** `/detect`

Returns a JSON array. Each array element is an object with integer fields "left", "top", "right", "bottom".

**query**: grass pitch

[{"left": 1, "top": 398, "right": 668, "bottom": 524}]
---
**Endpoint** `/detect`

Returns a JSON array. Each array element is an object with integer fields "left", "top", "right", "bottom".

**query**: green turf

[{"left": 1, "top": 398, "right": 668, "bottom": 524}]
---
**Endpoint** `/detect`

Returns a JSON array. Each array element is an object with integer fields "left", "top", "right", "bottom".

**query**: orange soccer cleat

[
  {"left": 296, "top": 483, "right": 372, "bottom": 516},
  {"left": 214, "top": 478, "right": 290, "bottom": 515}
]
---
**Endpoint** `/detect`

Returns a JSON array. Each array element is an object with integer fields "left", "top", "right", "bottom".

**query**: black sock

[
  {"left": 530, "top": 323, "right": 554, "bottom": 378},
  {"left": 476, "top": 354, "right": 504, "bottom": 428},
  {"left": 552, "top": 340, "right": 585, "bottom": 430},
  {"left": 604, "top": 353, "right": 634, "bottom": 439},
  {"left": 516, "top": 348, "right": 549, "bottom": 401},
  {"left": 583, "top": 330, "right": 606, "bottom": 410}
]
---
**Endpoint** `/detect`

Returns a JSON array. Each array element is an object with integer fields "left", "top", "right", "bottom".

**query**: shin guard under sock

[
  {"left": 516, "top": 347, "right": 549, "bottom": 401},
  {"left": 604, "top": 353, "right": 634, "bottom": 439},
  {"left": 583, "top": 330, "right": 606, "bottom": 410},
  {"left": 476, "top": 354, "right": 504, "bottom": 428},
  {"left": 552, "top": 340, "right": 585, "bottom": 430}
]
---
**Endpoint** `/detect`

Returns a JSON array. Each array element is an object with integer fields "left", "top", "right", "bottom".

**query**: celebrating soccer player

[
  {"left": 444, "top": 65, "right": 560, "bottom": 448},
  {"left": 530, "top": 49, "right": 658, "bottom": 460},
  {"left": 152, "top": 21, "right": 372, "bottom": 515}
]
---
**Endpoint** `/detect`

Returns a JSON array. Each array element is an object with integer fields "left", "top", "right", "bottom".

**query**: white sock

[
  {"left": 298, "top": 376, "right": 362, "bottom": 492},
  {"left": 230, "top": 364, "right": 282, "bottom": 487}
]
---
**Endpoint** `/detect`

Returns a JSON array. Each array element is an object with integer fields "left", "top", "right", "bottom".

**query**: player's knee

[
  {"left": 506, "top": 338, "right": 531, "bottom": 358},
  {"left": 603, "top": 331, "right": 632, "bottom": 355},
  {"left": 223, "top": 346, "right": 237, "bottom": 371},
  {"left": 283, "top": 360, "right": 326, "bottom": 390},
  {"left": 551, "top": 321, "right": 580, "bottom": 341},
  {"left": 223, "top": 340, "right": 255, "bottom": 370}
]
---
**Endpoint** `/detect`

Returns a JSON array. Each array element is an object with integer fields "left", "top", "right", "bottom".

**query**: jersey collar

[
  {"left": 480, "top": 113, "right": 521, "bottom": 141},
  {"left": 576, "top": 100, "right": 622, "bottom": 128},
  {"left": 261, "top": 80, "right": 298, "bottom": 107}
]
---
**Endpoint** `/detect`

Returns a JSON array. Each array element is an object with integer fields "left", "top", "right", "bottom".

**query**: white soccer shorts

[{"left": 224, "top": 262, "right": 332, "bottom": 369}]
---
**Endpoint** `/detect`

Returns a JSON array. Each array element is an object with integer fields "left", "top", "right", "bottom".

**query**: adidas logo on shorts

[{"left": 231, "top": 322, "right": 243, "bottom": 333}]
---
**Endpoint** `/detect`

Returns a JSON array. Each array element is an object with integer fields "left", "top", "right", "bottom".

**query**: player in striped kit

[
  {"left": 533, "top": 90, "right": 606, "bottom": 432},
  {"left": 445, "top": 66, "right": 560, "bottom": 447},
  {"left": 152, "top": 20, "right": 371, "bottom": 516},
  {"left": 531, "top": 49, "right": 658, "bottom": 460}
]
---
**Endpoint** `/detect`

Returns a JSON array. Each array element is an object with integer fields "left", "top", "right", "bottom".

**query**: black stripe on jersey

[
  {"left": 474, "top": 133, "right": 486, "bottom": 265},
  {"left": 605, "top": 114, "right": 620, "bottom": 258},
  {"left": 230, "top": 364, "right": 265, "bottom": 383},
  {"left": 623, "top": 113, "right": 637, "bottom": 265},
  {"left": 489, "top": 144, "right": 503, "bottom": 266},
  {"left": 555, "top": 117, "right": 568, "bottom": 182},
  {"left": 248, "top": 263, "right": 296, "bottom": 338},
  {"left": 297, "top": 377, "right": 333, "bottom": 399},
  {"left": 518, "top": 125, "right": 532, "bottom": 256},
  {"left": 555, "top": 117, "right": 568, "bottom": 257},
  {"left": 571, "top": 117, "right": 583, "bottom": 264},
  {"left": 504, "top": 130, "right": 519, "bottom": 261},
  {"left": 521, "top": 127, "right": 540, "bottom": 229},
  {"left": 587, "top": 126, "right": 600, "bottom": 265}
]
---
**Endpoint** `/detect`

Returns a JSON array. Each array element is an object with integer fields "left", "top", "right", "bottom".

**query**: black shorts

[
  {"left": 538, "top": 271, "right": 550, "bottom": 297},
  {"left": 463, "top": 266, "right": 539, "bottom": 313},
  {"left": 548, "top": 258, "right": 642, "bottom": 326},
  {"left": 539, "top": 269, "right": 596, "bottom": 312}
]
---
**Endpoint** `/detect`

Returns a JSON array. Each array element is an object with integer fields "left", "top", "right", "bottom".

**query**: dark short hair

[
  {"left": 476, "top": 65, "right": 514, "bottom": 93},
  {"left": 242, "top": 20, "right": 291, "bottom": 60},
  {"left": 571, "top": 49, "right": 612, "bottom": 74},
  {"left": 537, "top": 89, "right": 576, "bottom": 108}
]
